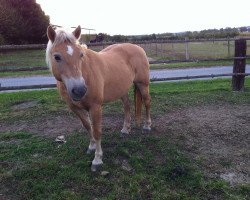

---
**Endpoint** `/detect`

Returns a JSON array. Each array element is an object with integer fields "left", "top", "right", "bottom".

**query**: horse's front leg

[
  {"left": 89, "top": 104, "right": 103, "bottom": 172},
  {"left": 58, "top": 83, "right": 96, "bottom": 154},
  {"left": 67, "top": 104, "right": 96, "bottom": 154}
]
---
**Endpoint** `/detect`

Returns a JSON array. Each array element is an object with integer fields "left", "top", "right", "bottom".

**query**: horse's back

[
  {"left": 100, "top": 43, "right": 147, "bottom": 61},
  {"left": 100, "top": 43, "right": 150, "bottom": 84}
]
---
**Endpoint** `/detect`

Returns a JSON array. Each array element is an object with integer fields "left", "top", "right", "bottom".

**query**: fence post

[
  {"left": 232, "top": 39, "right": 246, "bottom": 91},
  {"left": 155, "top": 43, "right": 158, "bottom": 56},
  {"left": 227, "top": 37, "right": 230, "bottom": 58},
  {"left": 185, "top": 37, "right": 189, "bottom": 60},
  {"left": 160, "top": 42, "right": 163, "bottom": 57}
]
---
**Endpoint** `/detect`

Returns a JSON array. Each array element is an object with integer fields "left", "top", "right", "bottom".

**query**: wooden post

[
  {"left": 232, "top": 39, "right": 246, "bottom": 91},
  {"left": 161, "top": 42, "right": 163, "bottom": 57},
  {"left": 155, "top": 43, "right": 158, "bottom": 56}
]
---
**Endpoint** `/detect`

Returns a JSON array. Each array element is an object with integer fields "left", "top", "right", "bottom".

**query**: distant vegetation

[
  {"left": 0, "top": 0, "right": 50, "bottom": 45},
  {"left": 87, "top": 26, "right": 250, "bottom": 43}
]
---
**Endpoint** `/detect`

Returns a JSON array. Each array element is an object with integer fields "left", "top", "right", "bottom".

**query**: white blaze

[{"left": 67, "top": 45, "right": 74, "bottom": 56}]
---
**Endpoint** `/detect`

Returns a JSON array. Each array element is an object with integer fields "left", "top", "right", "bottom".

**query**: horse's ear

[
  {"left": 73, "top": 25, "right": 81, "bottom": 39},
  {"left": 47, "top": 26, "right": 56, "bottom": 42}
]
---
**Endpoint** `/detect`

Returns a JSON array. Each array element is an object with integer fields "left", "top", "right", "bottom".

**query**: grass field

[
  {"left": 0, "top": 49, "right": 46, "bottom": 67},
  {"left": 0, "top": 79, "right": 250, "bottom": 199},
  {"left": 142, "top": 40, "right": 250, "bottom": 60}
]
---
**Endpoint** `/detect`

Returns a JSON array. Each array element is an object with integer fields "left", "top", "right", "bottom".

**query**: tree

[
  {"left": 0, "top": 0, "right": 50, "bottom": 44},
  {"left": 239, "top": 26, "right": 247, "bottom": 32}
]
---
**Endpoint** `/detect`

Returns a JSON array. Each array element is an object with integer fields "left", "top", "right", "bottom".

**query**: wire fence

[{"left": 1, "top": 37, "right": 250, "bottom": 62}]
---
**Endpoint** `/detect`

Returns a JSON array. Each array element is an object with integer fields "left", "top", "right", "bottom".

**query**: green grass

[
  {"left": 0, "top": 49, "right": 46, "bottom": 67},
  {"left": 0, "top": 79, "right": 250, "bottom": 199},
  {"left": 144, "top": 41, "right": 250, "bottom": 60},
  {"left": 0, "top": 79, "right": 250, "bottom": 122},
  {"left": 0, "top": 89, "right": 66, "bottom": 123},
  {"left": 1, "top": 78, "right": 250, "bottom": 122},
  {"left": 150, "top": 78, "right": 250, "bottom": 115},
  {"left": 1, "top": 131, "right": 249, "bottom": 200}
]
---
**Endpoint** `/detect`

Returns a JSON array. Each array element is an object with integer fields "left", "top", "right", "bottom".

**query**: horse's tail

[{"left": 134, "top": 84, "right": 142, "bottom": 126}]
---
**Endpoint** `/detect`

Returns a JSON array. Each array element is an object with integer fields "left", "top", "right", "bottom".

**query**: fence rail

[
  {"left": 0, "top": 66, "right": 48, "bottom": 72},
  {"left": 1, "top": 37, "right": 250, "bottom": 50},
  {"left": 0, "top": 44, "right": 47, "bottom": 51}
]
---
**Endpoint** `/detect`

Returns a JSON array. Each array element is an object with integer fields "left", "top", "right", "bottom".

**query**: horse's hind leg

[
  {"left": 120, "top": 94, "right": 131, "bottom": 136},
  {"left": 135, "top": 83, "right": 152, "bottom": 132}
]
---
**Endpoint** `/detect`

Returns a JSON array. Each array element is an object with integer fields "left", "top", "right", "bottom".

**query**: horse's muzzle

[{"left": 71, "top": 85, "right": 87, "bottom": 101}]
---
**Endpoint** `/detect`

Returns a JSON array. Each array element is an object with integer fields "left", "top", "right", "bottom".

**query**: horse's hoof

[
  {"left": 121, "top": 127, "right": 130, "bottom": 135},
  {"left": 142, "top": 127, "right": 151, "bottom": 133},
  {"left": 120, "top": 131, "right": 129, "bottom": 138},
  {"left": 91, "top": 164, "right": 102, "bottom": 172},
  {"left": 86, "top": 148, "right": 95, "bottom": 154}
]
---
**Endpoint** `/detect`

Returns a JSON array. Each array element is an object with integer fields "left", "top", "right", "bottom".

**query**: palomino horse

[{"left": 46, "top": 26, "right": 151, "bottom": 171}]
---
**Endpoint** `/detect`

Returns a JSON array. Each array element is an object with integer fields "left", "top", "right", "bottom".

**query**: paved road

[{"left": 1, "top": 65, "right": 250, "bottom": 88}]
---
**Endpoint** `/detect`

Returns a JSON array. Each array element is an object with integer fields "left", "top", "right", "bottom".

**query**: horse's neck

[
  {"left": 86, "top": 49, "right": 104, "bottom": 68},
  {"left": 84, "top": 49, "right": 105, "bottom": 77}
]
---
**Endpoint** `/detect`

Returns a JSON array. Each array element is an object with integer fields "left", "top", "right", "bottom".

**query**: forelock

[
  {"left": 54, "top": 28, "right": 78, "bottom": 46},
  {"left": 46, "top": 27, "right": 80, "bottom": 69}
]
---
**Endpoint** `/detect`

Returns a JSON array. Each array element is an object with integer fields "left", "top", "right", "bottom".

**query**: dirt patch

[
  {"left": 0, "top": 112, "right": 124, "bottom": 138},
  {"left": 0, "top": 104, "right": 249, "bottom": 185},
  {"left": 11, "top": 101, "right": 39, "bottom": 110},
  {"left": 0, "top": 114, "right": 80, "bottom": 137},
  {"left": 155, "top": 104, "right": 250, "bottom": 186}
]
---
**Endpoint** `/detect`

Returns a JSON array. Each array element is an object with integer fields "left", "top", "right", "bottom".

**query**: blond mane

[{"left": 46, "top": 27, "right": 80, "bottom": 69}]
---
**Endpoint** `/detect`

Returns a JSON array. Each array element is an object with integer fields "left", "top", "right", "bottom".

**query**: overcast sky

[{"left": 36, "top": 0, "right": 250, "bottom": 35}]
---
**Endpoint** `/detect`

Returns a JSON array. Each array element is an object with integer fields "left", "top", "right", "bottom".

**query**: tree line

[
  {"left": 89, "top": 27, "right": 244, "bottom": 43},
  {"left": 0, "top": 0, "right": 49, "bottom": 45}
]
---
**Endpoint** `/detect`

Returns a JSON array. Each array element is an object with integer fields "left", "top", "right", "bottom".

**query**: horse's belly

[{"left": 103, "top": 79, "right": 133, "bottom": 102}]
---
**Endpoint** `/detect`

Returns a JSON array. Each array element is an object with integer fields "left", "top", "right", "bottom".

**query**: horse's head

[{"left": 46, "top": 26, "right": 87, "bottom": 101}]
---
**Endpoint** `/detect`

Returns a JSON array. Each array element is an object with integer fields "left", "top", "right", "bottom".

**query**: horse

[{"left": 46, "top": 25, "right": 152, "bottom": 171}]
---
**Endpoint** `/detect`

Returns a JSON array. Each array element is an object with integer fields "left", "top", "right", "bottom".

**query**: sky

[{"left": 36, "top": 0, "right": 250, "bottom": 36}]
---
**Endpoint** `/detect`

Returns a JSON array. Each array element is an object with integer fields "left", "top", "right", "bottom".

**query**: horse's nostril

[
  {"left": 71, "top": 86, "right": 87, "bottom": 101},
  {"left": 72, "top": 88, "right": 79, "bottom": 95}
]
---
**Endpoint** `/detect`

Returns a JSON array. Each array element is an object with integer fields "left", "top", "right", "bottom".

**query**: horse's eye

[
  {"left": 80, "top": 52, "right": 84, "bottom": 58},
  {"left": 54, "top": 54, "right": 61, "bottom": 62}
]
